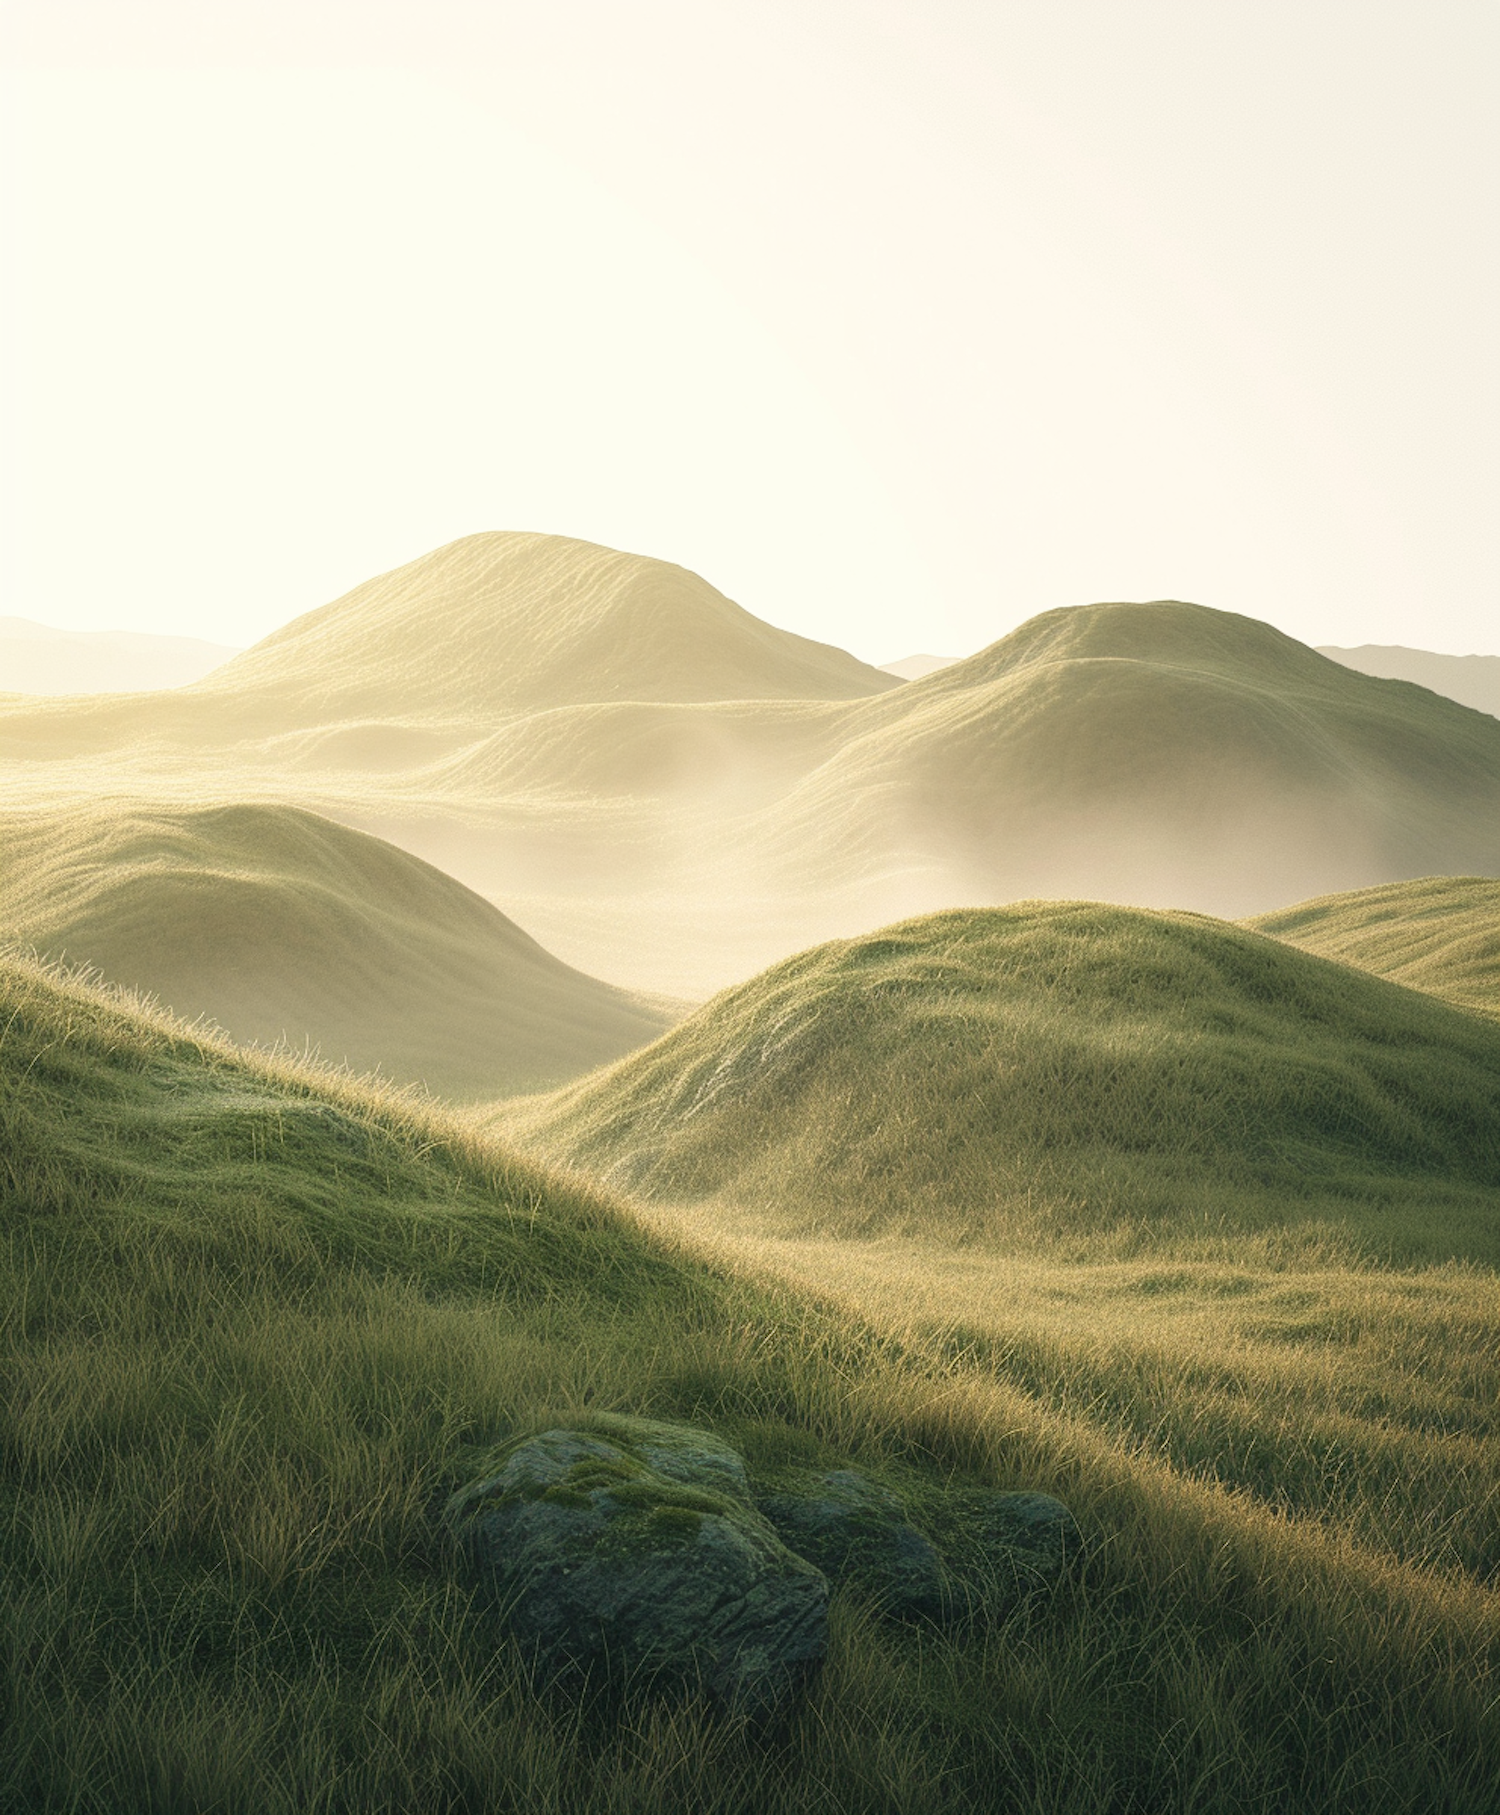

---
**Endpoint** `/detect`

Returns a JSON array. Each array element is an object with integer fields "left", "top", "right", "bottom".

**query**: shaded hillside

[
  {"left": 1320, "top": 645, "right": 1500, "bottom": 719},
  {"left": 502, "top": 902, "right": 1500, "bottom": 1263},
  {"left": 0, "top": 801, "right": 673, "bottom": 1099},
  {"left": 197, "top": 531, "right": 899, "bottom": 725},
  {"left": 1250, "top": 876, "right": 1500, "bottom": 1018}
]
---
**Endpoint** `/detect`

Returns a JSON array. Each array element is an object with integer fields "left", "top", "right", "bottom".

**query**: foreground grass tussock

[{"left": 4, "top": 956, "right": 1499, "bottom": 1812}]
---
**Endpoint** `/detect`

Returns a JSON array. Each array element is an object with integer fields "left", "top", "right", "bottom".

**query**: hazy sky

[{"left": 1, "top": 2, "right": 1495, "bottom": 660}]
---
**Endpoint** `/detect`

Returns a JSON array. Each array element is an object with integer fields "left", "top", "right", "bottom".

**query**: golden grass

[
  {"left": 5, "top": 953, "right": 1499, "bottom": 1810},
  {"left": 1251, "top": 874, "right": 1500, "bottom": 1018}
]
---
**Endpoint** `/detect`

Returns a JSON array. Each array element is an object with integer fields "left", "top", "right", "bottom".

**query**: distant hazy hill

[
  {"left": 0, "top": 617, "right": 239, "bottom": 694},
  {"left": 1249, "top": 876, "right": 1500, "bottom": 1019},
  {"left": 200, "top": 531, "right": 900, "bottom": 724},
  {"left": 879, "top": 653, "right": 960, "bottom": 680},
  {"left": 770, "top": 601, "right": 1500, "bottom": 925},
  {"left": 501, "top": 903, "right": 1500, "bottom": 1264},
  {"left": 4, "top": 553, "right": 1499, "bottom": 998},
  {"left": 1319, "top": 645, "right": 1500, "bottom": 719},
  {"left": 0, "top": 802, "right": 673, "bottom": 1099}
]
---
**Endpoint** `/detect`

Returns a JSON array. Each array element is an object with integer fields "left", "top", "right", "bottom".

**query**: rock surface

[
  {"left": 756, "top": 1469, "right": 945, "bottom": 1621},
  {"left": 447, "top": 1418, "right": 826, "bottom": 1709}
]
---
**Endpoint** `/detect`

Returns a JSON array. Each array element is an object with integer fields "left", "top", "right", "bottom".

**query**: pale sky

[{"left": 1, "top": 2, "right": 1495, "bottom": 660}]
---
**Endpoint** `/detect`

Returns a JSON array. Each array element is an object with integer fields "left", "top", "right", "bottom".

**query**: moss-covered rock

[
  {"left": 447, "top": 1422, "right": 826, "bottom": 1709},
  {"left": 755, "top": 1469, "right": 945, "bottom": 1621}
]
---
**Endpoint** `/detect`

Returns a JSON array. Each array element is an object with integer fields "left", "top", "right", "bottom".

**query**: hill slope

[
  {"left": 3, "top": 951, "right": 1497, "bottom": 1811},
  {"left": 502, "top": 902, "right": 1500, "bottom": 1263},
  {"left": 1249, "top": 876, "right": 1500, "bottom": 1018},
  {"left": 1319, "top": 645, "right": 1500, "bottom": 719},
  {"left": 0, "top": 801, "right": 673, "bottom": 1098},
  {"left": 197, "top": 531, "right": 900, "bottom": 725},
  {"left": 758, "top": 601, "right": 1500, "bottom": 924}
]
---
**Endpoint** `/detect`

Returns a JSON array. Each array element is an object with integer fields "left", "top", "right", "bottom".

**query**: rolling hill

[
  {"left": 762, "top": 602, "right": 1500, "bottom": 923},
  {"left": 1249, "top": 875, "right": 1500, "bottom": 1018},
  {"left": 194, "top": 531, "right": 901, "bottom": 726},
  {"left": 0, "top": 800, "right": 674, "bottom": 1099},
  {"left": 3, "top": 552, "right": 1499, "bottom": 999},
  {"left": 500, "top": 901, "right": 1500, "bottom": 1264}
]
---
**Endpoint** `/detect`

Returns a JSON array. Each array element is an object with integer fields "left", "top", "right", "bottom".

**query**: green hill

[
  {"left": 764, "top": 601, "right": 1500, "bottom": 922},
  {"left": 501, "top": 901, "right": 1500, "bottom": 1263},
  {"left": 3, "top": 947, "right": 1497, "bottom": 1810},
  {"left": 196, "top": 531, "right": 900, "bottom": 725},
  {"left": 1249, "top": 875, "right": 1500, "bottom": 1018},
  {"left": 0, "top": 801, "right": 673, "bottom": 1099}
]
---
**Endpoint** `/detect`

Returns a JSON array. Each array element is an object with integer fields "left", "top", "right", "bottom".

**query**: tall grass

[{"left": 4, "top": 954, "right": 1499, "bottom": 1811}]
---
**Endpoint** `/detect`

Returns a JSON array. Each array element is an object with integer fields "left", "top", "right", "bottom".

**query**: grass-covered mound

[
  {"left": 503, "top": 902, "right": 1500, "bottom": 1263},
  {"left": 0, "top": 799, "right": 672, "bottom": 1099},
  {"left": 1250, "top": 874, "right": 1500, "bottom": 1019},
  {"left": 769, "top": 600, "right": 1500, "bottom": 920},
  {"left": 4, "top": 954, "right": 1498, "bottom": 1811},
  {"left": 198, "top": 531, "right": 900, "bottom": 724}
]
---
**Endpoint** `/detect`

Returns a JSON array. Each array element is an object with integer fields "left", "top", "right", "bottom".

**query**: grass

[
  {"left": 0, "top": 797, "right": 672, "bottom": 1099},
  {"left": 1250, "top": 874, "right": 1500, "bottom": 1018},
  {"left": 501, "top": 900, "right": 1500, "bottom": 1266},
  {"left": 4, "top": 951, "right": 1500, "bottom": 1812}
]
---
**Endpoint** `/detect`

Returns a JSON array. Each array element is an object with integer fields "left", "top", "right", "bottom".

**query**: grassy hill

[
  {"left": 196, "top": 531, "right": 900, "bottom": 725},
  {"left": 0, "top": 801, "right": 673, "bottom": 1099},
  {"left": 502, "top": 901, "right": 1500, "bottom": 1264},
  {"left": 4, "top": 575, "right": 1499, "bottom": 1000},
  {"left": 4, "top": 950, "right": 1499, "bottom": 1812},
  {"left": 1250, "top": 875, "right": 1500, "bottom": 1018},
  {"left": 765, "top": 601, "right": 1500, "bottom": 924}
]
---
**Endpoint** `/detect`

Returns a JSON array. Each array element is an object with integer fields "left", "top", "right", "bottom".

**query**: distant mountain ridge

[
  {"left": 1318, "top": 645, "right": 1500, "bottom": 719},
  {"left": 0, "top": 617, "right": 240, "bottom": 695},
  {"left": 1, "top": 540, "right": 1498, "bottom": 997}
]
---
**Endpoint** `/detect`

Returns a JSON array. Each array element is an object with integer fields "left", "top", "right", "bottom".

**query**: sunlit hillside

[
  {"left": 4, "top": 951, "right": 1498, "bottom": 1813},
  {"left": 500, "top": 901, "right": 1500, "bottom": 1265},
  {"left": 1250, "top": 875, "right": 1500, "bottom": 1019},
  {"left": 0, "top": 800, "right": 673, "bottom": 1099},
  {"left": 2, "top": 539, "right": 1497, "bottom": 998}
]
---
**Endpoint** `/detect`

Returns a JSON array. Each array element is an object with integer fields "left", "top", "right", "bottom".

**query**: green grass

[
  {"left": 501, "top": 900, "right": 1500, "bottom": 1265},
  {"left": 1249, "top": 874, "right": 1500, "bottom": 1019},
  {"left": 5, "top": 952, "right": 1500, "bottom": 1811},
  {"left": 0, "top": 798, "right": 672, "bottom": 1099}
]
